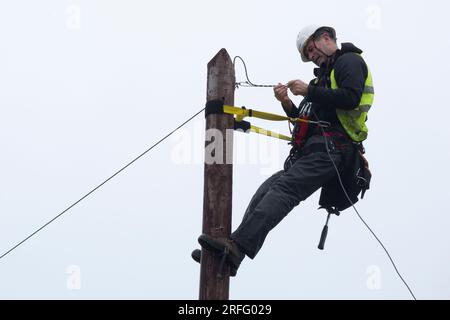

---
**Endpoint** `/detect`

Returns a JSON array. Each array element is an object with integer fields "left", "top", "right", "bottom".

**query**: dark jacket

[
  {"left": 286, "top": 43, "right": 371, "bottom": 211},
  {"left": 286, "top": 42, "right": 368, "bottom": 132}
]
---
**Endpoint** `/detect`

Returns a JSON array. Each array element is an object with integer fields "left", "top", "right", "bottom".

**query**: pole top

[{"left": 208, "top": 48, "right": 232, "bottom": 69}]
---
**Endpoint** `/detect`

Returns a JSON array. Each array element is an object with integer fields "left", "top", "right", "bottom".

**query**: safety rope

[{"left": 312, "top": 110, "right": 417, "bottom": 300}]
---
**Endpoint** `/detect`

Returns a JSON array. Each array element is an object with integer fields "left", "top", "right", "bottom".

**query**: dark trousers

[{"left": 231, "top": 134, "right": 352, "bottom": 259}]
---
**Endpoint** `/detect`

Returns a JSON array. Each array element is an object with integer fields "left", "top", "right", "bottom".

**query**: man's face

[
  {"left": 304, "top": 36, "right": 328, "bottom": 66},
  {"left": 305, "top": 34, "right": 337, "bottom": 67}
]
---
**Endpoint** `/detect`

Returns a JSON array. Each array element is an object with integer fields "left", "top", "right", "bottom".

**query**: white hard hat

[{"left": 296, "top": 25, "right": 336, "bottom": 62}]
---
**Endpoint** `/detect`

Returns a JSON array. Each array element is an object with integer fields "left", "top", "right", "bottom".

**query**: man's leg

[
  {"left": 239, "top": 170, "right": 285, "bottom": 226},
  {"left": 231, "top": 151, "right": 343, "bottom": 259},
  {"left": 192, "top": 171, "right": 284, "bottom": 275}
]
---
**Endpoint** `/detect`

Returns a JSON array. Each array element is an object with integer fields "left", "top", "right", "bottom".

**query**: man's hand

[
  {"left": 287, "top": 80, "right": 309, "bottom": 96},
  {"left": 273, "top": 83, "right": 290, "bottom": 104},
  {"left": 274, "top": 83, "right": 295, "bottom": 115}
]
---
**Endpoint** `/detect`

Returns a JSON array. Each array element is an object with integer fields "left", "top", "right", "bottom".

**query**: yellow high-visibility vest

[{"left": 331, "top": 55, "right": 374, "bottom": 142}]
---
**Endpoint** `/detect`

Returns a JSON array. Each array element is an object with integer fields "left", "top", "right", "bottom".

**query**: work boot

[
  {"left": 191, "top": 248, "right": 238, "bottom": 277},
  {"left": 198, "top": 234, "right": 244, "bottom": 276}
]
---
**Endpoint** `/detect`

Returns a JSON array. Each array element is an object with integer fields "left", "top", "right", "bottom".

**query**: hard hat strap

[{"left": 312, "top": 39, "right": 333, "bottom": 60}]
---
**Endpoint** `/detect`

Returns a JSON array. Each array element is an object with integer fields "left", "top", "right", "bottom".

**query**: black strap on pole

[{"left": 205, "top": 99, "right": 225, "bottom": 117}]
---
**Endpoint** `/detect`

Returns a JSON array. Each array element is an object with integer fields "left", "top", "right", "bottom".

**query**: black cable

[
  {"left": 233, "top": 56, "right": 278, "bottom": 88},
  {"left": 312, "top": 110, "right": 417, "bottom": 300},
  {"left": 0, "top": 107, "right": 205, "bottom": 262}
]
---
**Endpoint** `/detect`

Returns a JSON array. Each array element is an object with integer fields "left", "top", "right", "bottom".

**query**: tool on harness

[
  {"left": 354, "top": 144, "right": 371, "bottom": 199},
  {"left": 290, "top": 116, "right": 311, "bottom": 148},
  {"left": 317, "top": 207, "right": 340, "bottom": 250},
  {"left": 309, "top": 121, "right": 371, "bottom": 250},
  {"left": 316, "top": 141, "right": 371, "bottom": 250},
  {"left": 342, "top": 141, "right": 372, "bottom": 201}
]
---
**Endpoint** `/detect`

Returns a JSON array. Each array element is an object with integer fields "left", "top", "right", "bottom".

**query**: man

[{"left": 194, "top": 25, "right": 374, "bottom": 276}]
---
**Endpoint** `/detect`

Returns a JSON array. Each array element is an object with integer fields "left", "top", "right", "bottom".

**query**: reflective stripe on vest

[{"left": 330, "top": 54, "right": 374, "bottom": 142}]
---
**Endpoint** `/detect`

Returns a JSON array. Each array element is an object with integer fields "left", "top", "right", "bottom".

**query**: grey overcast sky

[{"left": 0, "top": 0, "right": 449, "bottom": 299}]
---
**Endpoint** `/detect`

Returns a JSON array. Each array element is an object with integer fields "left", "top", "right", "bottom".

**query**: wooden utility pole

[{"left": 199, "top": 49, "right": 235, "bottom": 300}]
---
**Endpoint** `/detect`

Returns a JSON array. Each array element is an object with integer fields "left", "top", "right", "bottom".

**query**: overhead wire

[
  {"left": 233, "top": 56, "right": 280, "bottom": 88},
  {"left": 0, "top": 107, "right": 205, "bottom": 262}
]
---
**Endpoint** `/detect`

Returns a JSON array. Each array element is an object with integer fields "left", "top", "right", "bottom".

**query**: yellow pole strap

[
  {"left": 224, "top": 105, "right": 310, "bottom": 124},
  {"left": 250, "top": 125, "right": 292, "bottom": 142}
]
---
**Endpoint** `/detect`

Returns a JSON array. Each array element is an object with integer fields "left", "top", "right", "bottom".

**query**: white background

[{"left": 0, "top": 0, "right": 449, "bottom": 299}]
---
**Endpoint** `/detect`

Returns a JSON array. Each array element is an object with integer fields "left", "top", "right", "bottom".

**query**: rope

[
  {"left": 0, "top": 107, "right": 205, "bottom": 262},
  {"left": 311, "top": 110, "right": 416, "bottom": 300}
]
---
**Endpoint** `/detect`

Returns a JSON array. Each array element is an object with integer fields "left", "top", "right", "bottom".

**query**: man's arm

[
  {"left": 281, "top": 100, "right": 298, "bottom": 117},
  {"left": 307, "top": 53, "right": 368, "bottom": 110}
]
